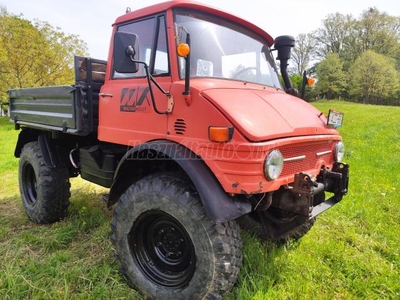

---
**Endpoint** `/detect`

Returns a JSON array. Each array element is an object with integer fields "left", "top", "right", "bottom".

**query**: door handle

[{"left": 99, "top": 93, "right": 113, "bottom": 98}]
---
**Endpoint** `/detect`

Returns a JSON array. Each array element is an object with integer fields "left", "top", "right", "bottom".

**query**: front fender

[{"left": 110, "top": 140, "right": 251, "bottom": 223}]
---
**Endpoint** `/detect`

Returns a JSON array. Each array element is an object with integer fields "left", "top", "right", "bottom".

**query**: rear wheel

[
  {"left": 111, "top": 173, "right": 242, "bottom": 300},
  {"left": 19, "top": 141, "right": 70, "bottom": 223}
]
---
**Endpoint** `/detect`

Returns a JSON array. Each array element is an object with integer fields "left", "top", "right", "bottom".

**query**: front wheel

[
  {"left": 111, "top": 173, "right": 242, "bottom": 300},
  {"left": 237, "top": 211, "right": 315, "bottom": 244},
  {"left": 19, "top": 141, "right": 70, "bottom": 223}
]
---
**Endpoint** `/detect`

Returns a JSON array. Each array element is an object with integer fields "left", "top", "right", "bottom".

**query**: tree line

[
  {"left": 0, "top": 7, "right": 87, "bottom": 106},
  {"left": 290, "top": 7, "right": 400, "bottom": 105}
]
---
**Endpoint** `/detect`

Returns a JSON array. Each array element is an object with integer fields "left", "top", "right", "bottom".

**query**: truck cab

[{"left": 99, "top": 0, "right": 347, "bottom": 217}]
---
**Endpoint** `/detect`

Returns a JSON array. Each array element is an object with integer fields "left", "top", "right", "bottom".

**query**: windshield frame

[{"left": 173, "top": 8, "right": 282, "bottom": 89}]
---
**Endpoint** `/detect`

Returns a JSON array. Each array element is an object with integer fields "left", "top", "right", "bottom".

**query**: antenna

[{"left": 126, "top": 7, "right": 131, "bottom": 14}]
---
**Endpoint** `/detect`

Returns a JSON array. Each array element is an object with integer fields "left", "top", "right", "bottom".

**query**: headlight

[
  {"left": 334, "top": 141, "right": 345, "bottom": 162},
  {"left": 264, "top": 149, "right": 284, "bottom": 181}
]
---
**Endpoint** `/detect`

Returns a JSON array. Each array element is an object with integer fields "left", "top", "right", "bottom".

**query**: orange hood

[{"left": 201, "top": 87, "right": 338, "bottom": 142}]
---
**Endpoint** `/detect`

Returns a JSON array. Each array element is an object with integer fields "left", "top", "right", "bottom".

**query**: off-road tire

[
  {"left": 111, "top": 173, "right": 242, "bottom": 300},
  {"left": 238, "top": 212, "right": 315, "bottom": 244},
  {"left": 19, "top": 141, "right": 70, "bottom": 223}
]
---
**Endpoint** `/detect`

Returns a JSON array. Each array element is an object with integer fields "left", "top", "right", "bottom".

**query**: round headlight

[
  {"left": 264, "top": 149, "right": 284, "bottom": 181},
  {"left": 334, "top": 141, "right": 345, "bottom": 162}
]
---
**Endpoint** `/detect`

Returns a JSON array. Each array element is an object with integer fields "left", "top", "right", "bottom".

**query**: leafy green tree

[
  {"left": 290, "top": 74, "right": 303, "bottom": 91},
  {"left": 290, "top": 33, "right": 316, "bottom": 76},
  {"left": 0, "top": 7, "right": 87, "bottom": 100},
  {"left": 357, "top": 8, "right": 400, "bottom": 59},
  {"left": 349, "top": 50, "right": 399, "bottom": 105},
  {"left": 312, "top": 8, "right": 400, "bottom": 71},
  {"left": 312, "top": 13, "right": 355, "bottom": 60},
  {"left": 315, "top": 53, "right": 347, "bottom": 99}
]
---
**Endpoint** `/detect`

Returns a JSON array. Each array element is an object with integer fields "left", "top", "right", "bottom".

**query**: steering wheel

[{"left": 231, "top": 67, "right": 258, "bottom": 79}]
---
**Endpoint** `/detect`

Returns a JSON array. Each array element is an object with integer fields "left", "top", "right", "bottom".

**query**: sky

[{"left": 2, "top": 0, "right": 400, "bottom": 60}]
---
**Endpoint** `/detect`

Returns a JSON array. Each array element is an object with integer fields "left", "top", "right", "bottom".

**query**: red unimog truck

[{"left": 8, "top": 1, "right": 349, "bottom": 299}]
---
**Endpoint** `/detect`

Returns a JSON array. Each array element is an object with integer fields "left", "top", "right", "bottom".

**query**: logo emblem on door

[{"left": 120, "top": 86, "right": 151, "bottom": 112}]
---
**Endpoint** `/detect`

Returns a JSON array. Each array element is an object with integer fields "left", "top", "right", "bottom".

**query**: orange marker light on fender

[
  {"left": 209, "top": 126, "right": 234, "bottom": 143},
  {"left": 177, "top": 43, "right": 190, "bottom": 57}
]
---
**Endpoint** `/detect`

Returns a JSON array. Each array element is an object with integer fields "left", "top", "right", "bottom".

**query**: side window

[
  {"left": 145, "top": 49, "right": 168, "bottom": 74},
  {"left": 154, "top": 16, "right": 169, "bottom": 75},
  {"left": 113, "top": 15, "right": 169, "bottom": 79}
]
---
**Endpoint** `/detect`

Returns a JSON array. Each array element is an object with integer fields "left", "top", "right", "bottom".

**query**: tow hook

[{"left": 291, "top": 173, "right": 324, "bottom": 216}]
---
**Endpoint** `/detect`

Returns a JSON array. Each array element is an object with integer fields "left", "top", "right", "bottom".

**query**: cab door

[{"left": 98, "top": 15, "right": 172, "bottom": 146}]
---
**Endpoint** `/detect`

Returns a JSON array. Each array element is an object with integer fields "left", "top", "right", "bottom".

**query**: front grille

[{"left": 280, "top": 141, "right": 334, "bottom": 177}]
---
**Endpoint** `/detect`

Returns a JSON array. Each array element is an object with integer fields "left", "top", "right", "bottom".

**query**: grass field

[{"left": 0, "top": 100, "right": 399, "bottom": 299}]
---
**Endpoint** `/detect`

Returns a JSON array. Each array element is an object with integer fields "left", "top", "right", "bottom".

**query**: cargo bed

[{"left": 9, "top": 56, "right": 106, "bottom": 136}]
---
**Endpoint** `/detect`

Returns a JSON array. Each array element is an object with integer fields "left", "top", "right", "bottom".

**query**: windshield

[{"left": 174, "top": 10, "right": 282, "bottom": 88}]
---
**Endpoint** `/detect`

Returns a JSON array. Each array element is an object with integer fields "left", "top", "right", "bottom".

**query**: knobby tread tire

[
  {"left": 237, "top": 213, "right": 315, "bottom": 244},
  {"left": 19, "top": 141, "right": 70, "bottom": 223},
  {"left": 111, "top": 173, "right": 242, "bottom": 300}
]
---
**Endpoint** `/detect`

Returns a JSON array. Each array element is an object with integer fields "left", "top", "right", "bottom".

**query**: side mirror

[{"left": 113, "top": 32, "right": 139, "bottom": 73}]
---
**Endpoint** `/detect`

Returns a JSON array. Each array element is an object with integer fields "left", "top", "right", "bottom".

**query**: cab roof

[{"left": 113, "top": 0, "right": 274, "bottom": 45}]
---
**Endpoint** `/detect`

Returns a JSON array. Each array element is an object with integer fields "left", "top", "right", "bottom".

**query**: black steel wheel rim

[
  {"left": 129, "top": 210, "right": 196, "bottom": 288},
  {"left": 22, "top": 163, "right": 38, "bottom": 206}
]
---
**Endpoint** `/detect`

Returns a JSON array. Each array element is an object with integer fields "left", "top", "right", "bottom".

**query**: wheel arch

[
  {"left": 109, "top": 140, "right": 251, "bottom": 223},
  {"left": 15, "top": 129, "right": 70, "bottom": 168},
  {"left": 14, "top": 128, "right": 40, "bottom": 158}
]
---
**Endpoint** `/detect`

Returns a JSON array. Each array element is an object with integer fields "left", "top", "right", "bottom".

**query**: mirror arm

[
  {"left": 131, "top": 59, "right": 171, "bottom": 114},
  {"left": 183, "top": 33, "right": 191, "bottom": 96},
  {"left": 149, "top": 74, "right": 170, "bottom": 97},
  {"left": 300, "top": 70, "right": 307, "bottom": 100}
]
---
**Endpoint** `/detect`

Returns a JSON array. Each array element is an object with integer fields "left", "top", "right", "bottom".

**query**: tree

[
  {"left": 349, "top": 50, "right": 399, "bottom": 105},
  {"left": 315, "top": 53, "right": 347, "bottom": 99},
  {"left": 309, "top": 8, "right": 400, "bottom": 104},
  {"left": 357, "top": 8, "right": 400, "bottom": 59},
  {"left": 0, "top": 7, "right": 88, "bottom": 100},
  {"left": 312, "top": 13, "right": 355, "bottom": 60},
  {"left": 290, "top": 33, "right": 316, "bottom": 76},
  {"left": 30, "top": 20, "right": 88, "bottom": 86},
  {"left": 312, "top": 8, "right": 400, "bottom": 68}
]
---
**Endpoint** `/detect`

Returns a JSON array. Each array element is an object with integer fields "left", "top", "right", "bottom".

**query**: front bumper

[
  {"left": 253, "top": 162, "right": 349, "bottom": 239},
  {"left": 282, "top": 162, "right": 349, "bottom": 219}
]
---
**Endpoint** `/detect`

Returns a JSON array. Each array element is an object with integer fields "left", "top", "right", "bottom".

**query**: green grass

[{"left": 1, "top": 101, "right": 399, "bottom": 299}]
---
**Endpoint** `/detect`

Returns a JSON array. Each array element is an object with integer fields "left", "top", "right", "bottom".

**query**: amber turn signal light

[
  {"left": 177, "top": 43, "right": 190, "bottom": 57},
  {"left": 208, "top": 126, "right": 234, "bottom": 142},
  {"left": 307, "top": 77, "right": 315, "bottom": 86}
]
